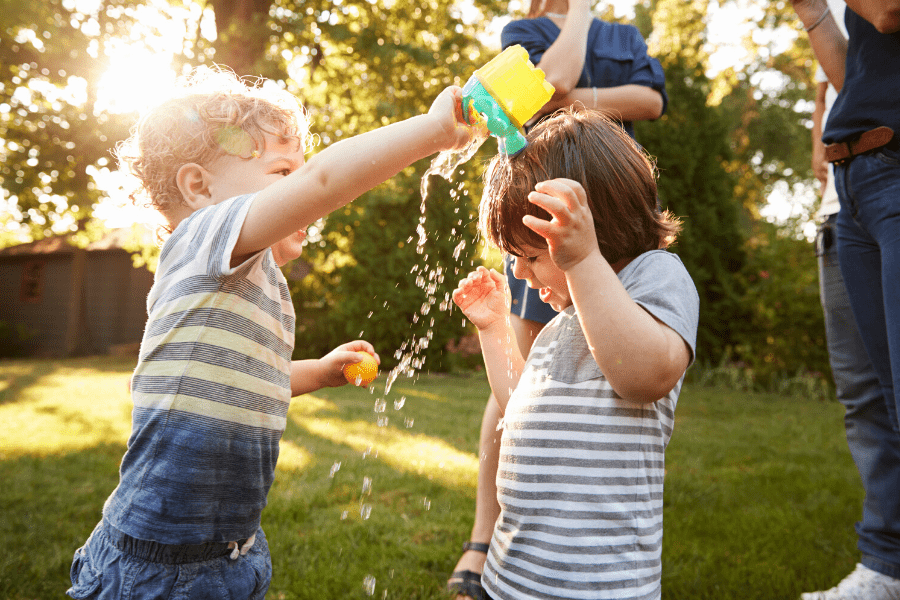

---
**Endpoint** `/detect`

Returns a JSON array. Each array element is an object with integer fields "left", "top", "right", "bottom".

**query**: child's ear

[{"left": 175, "top": 163, "right": 212, "bottom": 209}]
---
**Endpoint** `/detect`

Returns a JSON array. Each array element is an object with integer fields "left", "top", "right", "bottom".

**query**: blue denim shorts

[{"left": 67, "top": 520, "right": 271, "bottom": 600}]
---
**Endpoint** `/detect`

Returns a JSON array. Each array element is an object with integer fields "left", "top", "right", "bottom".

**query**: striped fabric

[
  {"left": 104, "top": 194, "right": 296, "bottom": 545},
  {"left": 482, "top": 251, "right": 697, "bottom": 600}
]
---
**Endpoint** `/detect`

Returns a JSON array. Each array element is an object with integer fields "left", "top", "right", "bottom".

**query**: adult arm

[
  {"left": 845, "top": 0, "right": 900, "bottom": 33},
  {"left": 811, "top": 80, "right": 829, "bottom": 188},
  {"left": 532, "top": 84, "right": 664, "bottom": 123},
  {"left": 792, "top": 0, "right": 848, "bottom": 90},
  {"left": 530, "top": 0, "right": 594, "bottom": 97}
]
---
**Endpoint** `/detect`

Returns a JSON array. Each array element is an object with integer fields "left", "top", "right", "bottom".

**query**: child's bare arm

[
  {"left": 235, "top": 87, "right": 473, "bottom": 261},
  {"left": 290, "top": 341, "right": 381, "bottom": 396},
  {"left": 525, "top": 179, "right": 690, "bottom": 403},
  {"left": 452, "top": 267, "right": 523, "bottom": 412}
]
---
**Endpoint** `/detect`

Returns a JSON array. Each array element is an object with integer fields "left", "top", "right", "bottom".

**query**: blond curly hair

[{"left": 115, "top": 66, "right": 312, "bottom": 229}]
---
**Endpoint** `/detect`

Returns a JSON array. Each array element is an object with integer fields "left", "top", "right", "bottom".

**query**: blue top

[
  {"left": 823, "top": 8, "right": 900, "bottom": 144},
  {"left": 501, "top": 17, "right": 667, "bottom": 138}
]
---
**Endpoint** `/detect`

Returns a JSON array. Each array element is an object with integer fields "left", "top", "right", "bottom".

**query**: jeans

[
  {"left": 67, "top": 520, "right": 271, "bottom": 600},
  {"left": 833, "top": 144, "right": 900, "bottom": 578}
]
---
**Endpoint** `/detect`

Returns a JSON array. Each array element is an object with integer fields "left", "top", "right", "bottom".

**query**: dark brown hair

[{"left": 479, "top": 108, "right": 680, "bottom": 264}]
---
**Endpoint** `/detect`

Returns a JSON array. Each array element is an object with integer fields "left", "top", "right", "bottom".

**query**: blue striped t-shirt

[{"left": 104, "top": 194, "right": 296, "bottom": 544}]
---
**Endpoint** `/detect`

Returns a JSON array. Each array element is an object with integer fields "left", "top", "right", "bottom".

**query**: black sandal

[{"left": 447, "top": 542, "right": 490, "bottom": 600}]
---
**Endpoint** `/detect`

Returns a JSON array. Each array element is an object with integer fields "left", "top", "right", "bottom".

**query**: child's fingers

[
  {"left": 531, "top": 179, "right": 586, "bottom": 217},
  {"left": 340, "top": 341, "right": 380, "bottom": 364},
  {"left": 522, "top": 214, "right": 554, "bottom": 240}
]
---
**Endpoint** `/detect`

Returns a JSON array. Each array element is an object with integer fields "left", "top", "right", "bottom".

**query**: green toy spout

[{"left": 459, "top": 45, "right": 554, "bottom": 157}]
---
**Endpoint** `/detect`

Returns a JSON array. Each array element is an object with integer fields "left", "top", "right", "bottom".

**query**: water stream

[{"left": 360, "top": 127, "right": 490, "bottom": 597}]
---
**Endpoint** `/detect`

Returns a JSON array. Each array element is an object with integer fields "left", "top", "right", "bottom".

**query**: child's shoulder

[
  {"left": 156, "top": 193, "right": 257, "bottom": 279},
  {"left": 620, "top": 249, "right": 688, "bottom": 279}
]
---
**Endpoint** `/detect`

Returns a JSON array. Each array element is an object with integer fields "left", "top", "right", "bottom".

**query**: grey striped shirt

[{"left": 482, "top": 251, "right": 698, "bottom": 600}]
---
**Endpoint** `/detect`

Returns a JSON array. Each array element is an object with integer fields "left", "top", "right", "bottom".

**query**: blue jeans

[
  {"left": 833, "top": 145, "right": 900, "bottom": 579},
  {"left": 67, "top": 520, "right": 271, "bottom": 599}
]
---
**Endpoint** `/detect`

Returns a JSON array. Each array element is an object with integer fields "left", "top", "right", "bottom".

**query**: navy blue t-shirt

[
  {"left": 823, "top": 8, "right": 900, "bottom": 144},
  {"left": 501, "top": 17, "right": 667, "bottom": 139}
]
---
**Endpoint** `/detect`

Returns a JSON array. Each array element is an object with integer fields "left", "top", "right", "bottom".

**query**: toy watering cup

[{"left": 461, "top": 45, "right": 555, "bottom": 156}]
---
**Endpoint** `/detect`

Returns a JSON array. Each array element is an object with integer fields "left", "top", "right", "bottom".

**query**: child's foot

[{"left": 447, "top": 542, "right": 489, "bottom": 600}]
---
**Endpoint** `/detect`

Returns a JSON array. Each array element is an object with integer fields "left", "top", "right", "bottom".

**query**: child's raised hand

[
  {"left": 452, "top": 266, "right": 509, "bottom": 330},
  {"left": 524, "top": 178, "right": 600, "bottom": 272},
  {"left": 319, "top": 341, "right": 381, "bottom": 388},
  {"left": 428, "top": 86, "right": 478, "bottom": 152}
]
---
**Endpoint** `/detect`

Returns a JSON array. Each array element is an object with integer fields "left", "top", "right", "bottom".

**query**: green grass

[{"left": 0, "top": 357, "right": 863, "bottom": 599}]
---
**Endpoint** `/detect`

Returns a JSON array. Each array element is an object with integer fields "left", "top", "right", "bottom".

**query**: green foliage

[
  {"left": 0, "top": 0, "right": 136, "bottom": 239},
  {"left": 637, "top": 0, "right": 750, "bottom": 367},
  {"left": 735, "top": 219, "right": 829, "bottom": 383},
  {"left": 278, "top": 0, "right": 503, "bottom": 371},
  {"left": 1, "top": 0, "right": 832, "bottom": 382}
]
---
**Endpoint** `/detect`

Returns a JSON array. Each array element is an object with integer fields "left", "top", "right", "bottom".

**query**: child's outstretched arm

[
  {"left": 452, "top": 266, "right": 523, "bottom": 412},
  {"left": 234, "top": 87, "right": 474, "bottom": 262},
  {"left": 290, "top": 340, "right": 381, "bottom": 396},
  {"left": 525, "top": 178, "right": 690, "bottom": 403}
]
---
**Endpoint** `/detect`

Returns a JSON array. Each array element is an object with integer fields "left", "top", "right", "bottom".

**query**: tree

[
  {"left": 279, "top": 0, "right": 505, "bottom": 370},
  {"left": 635, "top": 0, "right": 750, "bottom": 366},
  {"left": 0, "top": 0, "right": 136, "bottom": 240}
]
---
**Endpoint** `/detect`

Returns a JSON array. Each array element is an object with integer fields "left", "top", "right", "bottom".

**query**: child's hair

[
  {"left": 479, "top": 108, "right": 680, "bottom": 264},
  {"left": 115, "top": 66, "right": 313, "bottom": 228}
]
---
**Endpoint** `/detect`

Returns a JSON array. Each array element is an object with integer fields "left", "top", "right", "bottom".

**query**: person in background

[
  {"left": 447, "top": 1, "right": 666, "bottom": 598},
  {"left": 793, "top": 1, "right": 900, "bottom": 598}
]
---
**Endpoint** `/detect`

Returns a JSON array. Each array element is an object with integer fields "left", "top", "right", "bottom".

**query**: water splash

[
  {"left": 363, "top": 575, "right": 376, "bottom": 596},
  {"left": 380, "top": 127, "right": 489, "bottom": 398}
]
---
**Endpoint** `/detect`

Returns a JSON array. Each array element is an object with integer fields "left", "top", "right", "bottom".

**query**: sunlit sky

[{"left": 35, "top": 0, "right": 810, "bottom": 234}]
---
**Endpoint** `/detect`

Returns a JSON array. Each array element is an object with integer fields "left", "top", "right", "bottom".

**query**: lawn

[{"left": 0, "top": 357, "right": 862, "bottom": 599}]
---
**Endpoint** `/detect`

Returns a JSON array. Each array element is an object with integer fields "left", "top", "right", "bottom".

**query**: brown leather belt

[{"left": 825, "top": 126, "right": 895, "bottom": 163}]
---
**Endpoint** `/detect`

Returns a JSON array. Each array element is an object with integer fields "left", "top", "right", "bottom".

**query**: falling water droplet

[
  {"left": 393, "top": 396, "right": 406, "bottom": 410},
  {"left": 329, "top": 461, "right": 341, "bottom": 477},
  {"left": 364, "top": 575, "right": 376, "bottom": 595}
]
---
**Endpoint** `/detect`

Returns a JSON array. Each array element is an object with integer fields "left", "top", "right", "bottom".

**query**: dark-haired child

[{"left": 452, "top": 108, "right": 699, "bottom": 600}]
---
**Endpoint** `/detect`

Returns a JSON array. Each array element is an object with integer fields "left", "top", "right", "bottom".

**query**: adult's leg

[
  {"left": 807, "top": 216, "right": 900, "bottom": 593},
  {"left": 834, "top": 155, "right": 900, "bottom": 580}
]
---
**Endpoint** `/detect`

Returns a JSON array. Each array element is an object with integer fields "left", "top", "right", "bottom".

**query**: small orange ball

[{"left": 343, "top": 351, "right": 378, "bottom": 386}]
